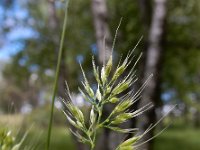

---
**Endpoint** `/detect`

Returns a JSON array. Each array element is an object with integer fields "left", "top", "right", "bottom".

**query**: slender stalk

[{"left": 46, "top": 1, "right": 69, "bottom": 150}]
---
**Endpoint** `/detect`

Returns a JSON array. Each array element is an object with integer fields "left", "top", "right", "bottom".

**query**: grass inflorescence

[
  {"left": 0, "top": 128, "right": 29, "bottom": 150},
  {"left": 61, "top": 35, "right": 161, "bottom": 150}
]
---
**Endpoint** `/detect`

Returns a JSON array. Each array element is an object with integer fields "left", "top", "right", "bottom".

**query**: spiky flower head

[
  {"left": 0, "top": 128, "right": 30, "bottom": 150},
  {"left": 62, "top": 35, "right": 173, "bottom": 150}
]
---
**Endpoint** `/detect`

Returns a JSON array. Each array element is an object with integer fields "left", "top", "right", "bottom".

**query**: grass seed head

[
  {"left": 105, "top": 55, "right": 112, "bottom": 77},
  {"left": 109, "top": 97, "right": 119, "bottom": 103}
]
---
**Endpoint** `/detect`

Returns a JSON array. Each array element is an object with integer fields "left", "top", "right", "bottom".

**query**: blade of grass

[{"left": 46, "top": 1, "right": 69, "bottom": 150}]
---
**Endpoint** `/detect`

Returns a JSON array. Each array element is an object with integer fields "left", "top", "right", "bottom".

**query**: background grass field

[{"left": 1, "top": 114, "right": 200, "bottom": 150}]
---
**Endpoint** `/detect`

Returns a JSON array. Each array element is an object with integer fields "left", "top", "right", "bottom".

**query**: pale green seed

[
  {"left": 112, "top": 82, "right": 129, "bottom": 95},
  {"left": 90, "top": 106, "right": 96, "bottom": 125},
  {"left": 118, "top": 146, "right": 133, "bottom": 150},
  {"left": 101, "top": 66, "right": 107, "bottom": 84},
  {"left": 76, "top": 108, "right": 85, "bottom": 124},
  {"left": 119, "top": 136, "right": 139, "bottom": 147},
  {"left": 76, "top": 121, "right": 84, "bottom": 129},
  {"left": 112, "top": 100, "right": 132, "bottom": 114},
  {"left": 111, "top": 65, "right": 126, "bottom": 82},
  {"left": 109, "top": 97, "right": 119, "bottom": 103},
  {"left": 105, "top": 55, "right": 112, "bottom": 77},
  {"left": 92, "top": 58, "right": 101, "bottom": 85},
  {"left": 111, "top": 113, "right": 132, "bottom": 124},
  {"left": 96, "top": 85, "right": 102, "bottom": 102},
  {"left": 85, "top": 84, "right": 94, "bottom": 98}
]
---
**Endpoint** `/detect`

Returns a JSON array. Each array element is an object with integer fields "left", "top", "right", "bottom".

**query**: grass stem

[{"left": 46, "top": 1, "right": 69, "bottom": 150}]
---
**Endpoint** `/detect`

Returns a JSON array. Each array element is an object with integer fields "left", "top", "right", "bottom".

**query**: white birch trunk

[
  {"left": 91, "top": 0, "right": 112, "bottom": 64},
  {"left": 138, "top": 0, "right": 167, "bottom": 150}
]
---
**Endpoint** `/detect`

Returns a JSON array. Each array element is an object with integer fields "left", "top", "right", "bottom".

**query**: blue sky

[
  {"left": 0, "top": 0, "right": 37, "bottom": 61},
  {"left": 0, "top": 49, "right": 22, "bottom": 60},
  {"left": 0, "top": 26, "right": 36, "bottom": 60}
]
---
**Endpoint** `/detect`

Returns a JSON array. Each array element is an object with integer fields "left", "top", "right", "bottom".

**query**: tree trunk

[
  {"left": 91, "top": 0, "right": 112, "bottom": 64},
  {"left": 138, "top": 0, "right": 152, "bottom": 35},
  {"left": 194, "top": 110, "right": 200, "bottom": 128},
  {"left": 91, "top": 0, "right": 121, "bottom": 150},
  {"left": 137, "top": 0, "right": 167, "bottom": 150},
  {"left": 128, "top": 0, "right": 153, "bottom": 135}
]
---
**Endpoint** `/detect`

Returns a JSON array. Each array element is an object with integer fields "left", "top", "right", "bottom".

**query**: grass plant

[
  {"left": 0, "top": 0, "right": 173, "bottom": 150},
  {"left": 46, "top": 1, "right": 69, "bottom": 150},
  {"left": 61, "top": 30, "right": 161, "bottom": 149},
  {"left": 0, "top": 128, "right": 29, "bottom": 150}
]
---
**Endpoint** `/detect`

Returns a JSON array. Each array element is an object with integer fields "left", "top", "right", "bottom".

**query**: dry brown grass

[{"left": 0, "top": 114, "right": 24, "bottom": 131}]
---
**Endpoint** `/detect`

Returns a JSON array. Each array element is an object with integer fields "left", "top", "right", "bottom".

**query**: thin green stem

[
  {"left": 97, "top": 107, "right": 102, "bottom": 124},
  {"left": 89, "top": 135, "right": 95, "bottom": 150},
  {"left": 92, "top": 129, "right": 97, "bottom": 145},
  {"left": 46, "top": 1, "right": 69, "bottom": 150},
  {"left": 91, "top": 145, "right": 95, "bottom": 150},
  {"left": 99, "top": 112, "right": 113, "bottom": 127}
]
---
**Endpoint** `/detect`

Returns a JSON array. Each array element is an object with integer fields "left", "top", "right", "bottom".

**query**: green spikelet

[
  {"left": 109, "top": 97, "right": 119, "bottom": 103},
  {"left": 117, "top": 136, "right": 140, "bottom": 149},
  {"left": 112, "top": 82, "right": 129, "bottom": 95},
  {"left": 111, "top": 65, "right": 126, "bottom": 83},
  {"left": 62, "top": 34, "right": 167, "bottom": 150},
  {"left": 105, "top": 55, "right": 112, "bottom": 77}
]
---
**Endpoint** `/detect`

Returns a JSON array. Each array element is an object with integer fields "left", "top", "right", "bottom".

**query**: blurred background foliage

[{"left": 0, "top": 0, "right": 200, "bottom": 149}]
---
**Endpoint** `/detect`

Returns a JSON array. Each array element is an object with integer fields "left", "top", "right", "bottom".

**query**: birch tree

[
  {"left": 137, "top": 0, "right": 167, "bottom": 150},
  {"left": 91, "top": 0, "right": 116, "bottom": 150},
  {"left": 91, "top": 0, "right": 112, "bottom": 64}
]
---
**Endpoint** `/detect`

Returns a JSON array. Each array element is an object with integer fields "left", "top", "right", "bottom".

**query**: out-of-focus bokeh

[{"left": 0, "top": 0, "right": 200, "bottom": 150}]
